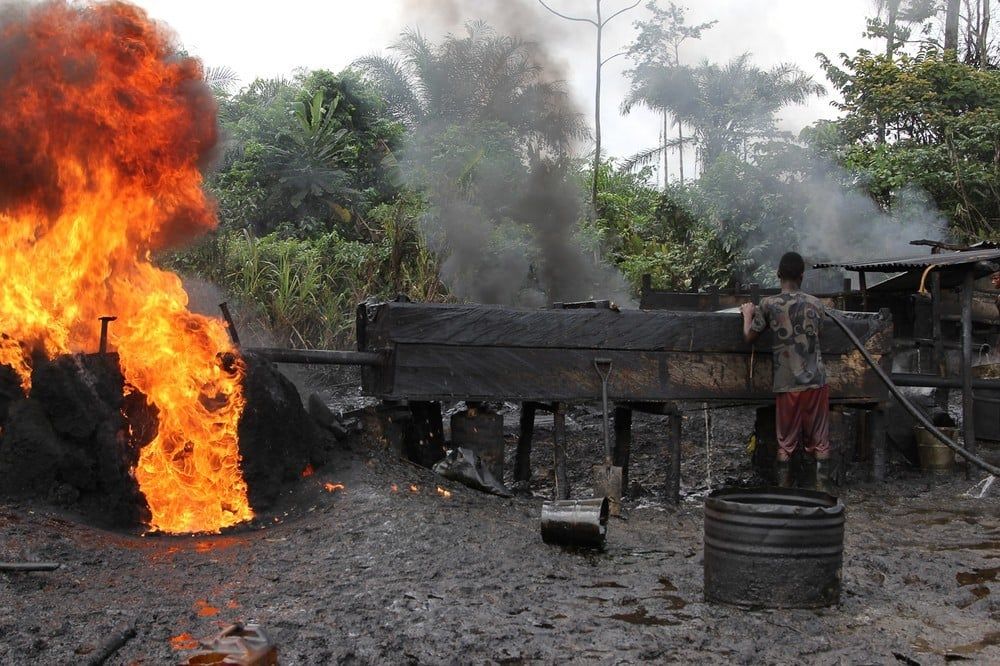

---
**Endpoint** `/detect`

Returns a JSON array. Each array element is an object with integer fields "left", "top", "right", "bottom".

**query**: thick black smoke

[{"left": 394, "top": 0, "right": 634, "bottom": 306}]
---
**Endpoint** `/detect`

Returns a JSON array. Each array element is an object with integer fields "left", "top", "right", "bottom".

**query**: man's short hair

[{"left": 777, "top": 252, "right": 805, "bottom": 281}]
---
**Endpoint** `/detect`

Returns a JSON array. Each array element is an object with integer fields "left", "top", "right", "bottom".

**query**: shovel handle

[{"left": 594, "top": 357, "right": 612, "bottom": 382}]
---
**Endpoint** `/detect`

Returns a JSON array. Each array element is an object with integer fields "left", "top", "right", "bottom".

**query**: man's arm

[{"left": 741, "top": 302, "right": 760, "bottom": 343}]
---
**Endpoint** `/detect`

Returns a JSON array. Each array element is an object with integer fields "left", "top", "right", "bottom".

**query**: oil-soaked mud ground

[{"left": 1, "top": 405, "right": 999, "bottom": 665}]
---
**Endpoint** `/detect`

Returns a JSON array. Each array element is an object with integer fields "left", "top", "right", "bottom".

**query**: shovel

[{"left": 592, "top": 357, "right": 623, "bottom": 516}]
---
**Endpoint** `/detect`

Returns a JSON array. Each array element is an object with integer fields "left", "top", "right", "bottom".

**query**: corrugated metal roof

[{"left": 814, "top": 248, "right": 1000, "bottom": 273}]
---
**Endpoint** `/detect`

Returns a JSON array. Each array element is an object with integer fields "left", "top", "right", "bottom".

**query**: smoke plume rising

[{"left": 387, "top": 0, "right": 634, "bottom": 306}]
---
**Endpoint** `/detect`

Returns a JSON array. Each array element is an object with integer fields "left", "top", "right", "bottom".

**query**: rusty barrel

[{"left": 704, "top": 487, "right": 845, "bottom": 608}]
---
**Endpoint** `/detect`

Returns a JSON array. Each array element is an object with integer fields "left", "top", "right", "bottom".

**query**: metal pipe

[
  {"left": 540, "top": 497, "right": 609, "bottom": 549},
  {"left": 890, "top": 373, "right": 1000, "bottom": 390},
  {"left": 0, "top": 561, "right": 60, "bottom": 572},
  {"left": 827, "top": 311, "right": 1000, "bottom": 477},
  {"left": 218, "top": 302, "right": 241, "bottom": 347},
  {"left": 98, "top": 316, "right": 117, "bottom": 355},
  {"left": 247, "top": 348, "right": 382, "bottom": 366}
]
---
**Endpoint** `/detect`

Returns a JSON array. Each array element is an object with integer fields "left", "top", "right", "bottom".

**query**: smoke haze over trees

[{"left": 158, "top": 0, "right": 1000, "bottom": 348}]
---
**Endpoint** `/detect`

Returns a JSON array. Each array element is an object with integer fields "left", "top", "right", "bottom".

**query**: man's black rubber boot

[
  {"left": 776, "top": 460, "right": 793, "bottom": 488},
  {"left": 816, "top": 460, "right": 833, "bottom": 494}
]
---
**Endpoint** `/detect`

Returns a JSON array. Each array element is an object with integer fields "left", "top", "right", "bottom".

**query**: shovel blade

[{"left": 593, "top": 464, "right": 623, "bottom": 516}]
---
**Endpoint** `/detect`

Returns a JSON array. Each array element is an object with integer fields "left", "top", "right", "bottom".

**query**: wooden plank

[
  {"left": 369, "top": 344, "right": 889, "bottom": 403},
  {"left": 366, "top": 302, "right": 892, "bottom": 355}
]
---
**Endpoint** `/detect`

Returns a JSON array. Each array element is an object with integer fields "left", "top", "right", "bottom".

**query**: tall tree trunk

[
  {"left": 678, "top": 123, "right": 685, "bottom": 185},
  {"left": 886, "top": 2, "right": 899, "bottom": 57},
  {"left": 946, "top": 0, "right": 961, "bottom": 52},
  {"left": 978, "top": 0, "right": 991, "bottom": 68},
  {"left": 662, "top": 111, "right": 669, "bottom": 188},
  {"left": 878, "top": 1, "right": 899, "bottom": 143},
  {"left": 592, "top": 0, "right": 602, "bottom": 212}
]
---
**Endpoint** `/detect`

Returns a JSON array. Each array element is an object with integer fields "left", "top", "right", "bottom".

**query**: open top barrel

[{"left": 704, "top": 487, "right": 845, "bottom": 608}]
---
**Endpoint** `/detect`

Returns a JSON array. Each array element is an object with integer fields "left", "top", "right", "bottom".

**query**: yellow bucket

[{"left": 914, "top": 426, "right": 957, "bottom": 474}]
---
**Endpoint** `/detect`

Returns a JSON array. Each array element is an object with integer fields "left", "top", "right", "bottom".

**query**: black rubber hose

[{"left": 826, "top": 311, "right": 1000, "bottom": 477}]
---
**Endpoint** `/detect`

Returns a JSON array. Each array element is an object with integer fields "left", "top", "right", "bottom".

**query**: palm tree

[
  {"left": 623, "top": 55, "right": 824, "bottom": 174},
  {"left": 354, "top": 23, "right": 585, "bottom": 153},
  {"left": 621, "top": 63, "right": 699, "bottom": 174}
]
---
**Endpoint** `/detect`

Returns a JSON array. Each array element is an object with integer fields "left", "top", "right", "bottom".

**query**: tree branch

[
  {"left": 601, "top": 51, "right": 627, "bottom": 66},
  {"left": 601, "top": 0, "right": 641, "bottom": 26},
  {"left": 536, "top": 0, "right": 598, "bottom": 26}
]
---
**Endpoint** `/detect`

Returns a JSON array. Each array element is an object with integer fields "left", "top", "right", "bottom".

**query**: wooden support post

[
  {"left": 613, "top": 406, "right": 632, "bottom": 496},
  {"left": 666, "top": 406, "right": 682, "bottom": 503},
  {"left": 871, "top": 405, "right": 887, "bottom": 481},
  {"left": 859, "top": 271, "right": 869, "bottom": 311},
  {"left": 515, "top": 402, "right": 536, "bottom": 485},
  {"left": 962, "top": 268, "right": 977, "bottom": 462},
  {"left": 553, "top": 404, "right": 570, "bottom": 500},
  {"left": 408, "top": 401, "right": 444, "bottom": 467}
]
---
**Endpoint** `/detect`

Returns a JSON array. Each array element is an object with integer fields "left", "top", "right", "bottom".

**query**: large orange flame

[{"left": 0, "top": 1, "right": 252, "bottom": 533}]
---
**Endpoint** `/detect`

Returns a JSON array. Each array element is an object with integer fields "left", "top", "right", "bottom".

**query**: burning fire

[
  {"left": 435, "top": 486, "right": 452, "bottom": 499},
  {"left": 302, "top": 464, "right": 315, "bottom": 478},
  {"left": 0, "top": 2, "right": 251, "bottom": 533},
  {"left": 323, "top": 482, "right": 345, "bottom": 493}
]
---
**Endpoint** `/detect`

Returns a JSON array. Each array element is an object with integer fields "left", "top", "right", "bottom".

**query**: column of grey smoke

[{"left": 398, "top": 0, "right": 634, "bottom": 307}]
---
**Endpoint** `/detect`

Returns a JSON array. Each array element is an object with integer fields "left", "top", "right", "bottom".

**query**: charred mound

[{"left": 0, "top": 351, "right": 337, "bottom": 529}]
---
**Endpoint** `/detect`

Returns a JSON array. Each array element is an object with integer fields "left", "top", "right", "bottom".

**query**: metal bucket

[
  {"left": 541, "top": 497, "right": 609, "bottom": 550},
  {"left": 914, "top": 426, "right": 957, "bottom": 474},
  {"left": 704, "top": 487, "right": 845, "bottom": 608},
  {"left": 451, "top": 407, "right": 504, "bottom": 482}
]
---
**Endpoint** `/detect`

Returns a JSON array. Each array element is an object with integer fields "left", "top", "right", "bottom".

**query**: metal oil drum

[
  {"left": 914, "top": 426, "right": 957, "bottom": 474},
  {"left": 541, "top": 497, "right": 609, "bottom": 549},
  {"left": 450, "top": 406, "right": 504, "bottom": 482},
  {"left": 704, "top": 487, "right": 845, "bottom": 608}
]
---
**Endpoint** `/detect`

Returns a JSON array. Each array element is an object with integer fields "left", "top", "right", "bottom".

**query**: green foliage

[
  {"left": 584, "top": 160, "right": 740, "bottom": 292},
  {"left": 355, "top": 22, "right": 586, "bottom": 150},
  {"left": 172, "top": 194, "right": 442, "bottom": 348},
  {"left": 818, "top": 50, "right": 1000, "bottom": 238},
  {"left": 210, "top": 69, "right": 406, "bottom": 238}
]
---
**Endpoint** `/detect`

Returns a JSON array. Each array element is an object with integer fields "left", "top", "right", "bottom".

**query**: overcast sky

[{"left": 134, "top": 0, "right": 881, "bottom": 179}]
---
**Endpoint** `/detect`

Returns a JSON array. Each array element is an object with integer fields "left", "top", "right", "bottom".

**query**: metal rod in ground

[
  {"left": 98, "top": 316, "right": 116, "bottom": 355},
  {"left": 218, "top": 302, "right": 241, "bottom": 347},
  {"left": 84, "top": 618, "right": 137, "bottom": 666},
  {"left": 0, "top": 561, "right": 60, "bottom": 572}
]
